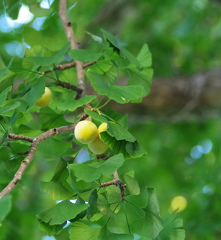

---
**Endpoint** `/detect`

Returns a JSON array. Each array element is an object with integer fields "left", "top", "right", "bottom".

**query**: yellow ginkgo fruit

[
  {"left": 170, "top": 196, "right": 187, "bottom": 213},
  {"left": 74, "top": 120, "right": 98, "bottom": 144},
  {"left": 88, "top": 122, "right": 108, "bottom": 155},
  {"left": 35, "top": 87, "right": 52, "bottom": 107}
]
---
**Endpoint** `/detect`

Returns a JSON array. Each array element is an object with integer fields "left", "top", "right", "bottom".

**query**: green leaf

[
  {"left": 5, "top": 1, "right": 21, "bottom": 19},
  {"left": 86, "top": 31, "right": 103, "bottom": 44},
  {"left": 38, "top": 138, "right": 72, "bottom": 157},
  {"left": 0, "top": 195, "right": 11, "bottom": 222},
  {"left": 41, "top": 181, "right": 74, "bottom": 200},
  {"left": 84, "top": 109, "right": 108, "bottom": 123},
  {"left": 69, "top": 163, "right": 100, "bottom": 182},
  {"left": 126, "top": 141, "right": 146, "bottom": 158},
  {"left": 101, "top": 132, "right": 146, "bottom": 158},
  {"left": 131, "top": 188, "right": 163, "bottom": 238},
  {"left": 137, "top": 43, "right": 152, "bottom": 68},
  {"left": 107, "top": 121, "right": 135, "bottom": 142},
  {"left": 69, "top": 154, "right": 125, "bottom": 182},
  {"left": 99, "top": 153, "right": 125, "bottom": 176},
  {"left": 156, "top": 214, "right": 185, "bottom": 240},
  {"left": 123, "top": 172, "right": 140, "bottom": 195},
  {"left": 41, "top": 160, "right": 75, "bottom": 200},
  {"left": 87, "top": 71, "right": 144, "bottom": 103},
  {"left": 38, "top": 220, "right": 64, "bottom": 236},
  {"left": 56, "top": 95, "right": 96, "bottom": 112},
  {"left": 69, "top": 49, "right": 102, "bottom": 62},
  {"left": 0, "top": 100, "right": 21, "bottom": 115},
  {"left": 23, "top": 76, "right": 45, "bottom": 107},
  {"left": 101, "top": 29, "right": 139, "bottom": 66},
  {"left": 87, "top": 189, "right": 98, "bottom": 219},
  {"left": 39, "top": 107, "right": 69, "bottom": 129},
  {"left": 70, "top": 221, "right": 100, "bottom": 240},
  {"left": 25, "top": 42, "right": 70, "bottom": 66},
  {"left": 103, "top": 108, "right": 128, "bottom": 128},
  {"left": 0, "top": 86, "right": 12, "bottom": 106},
  {"left": 70, "top": 222, "right": 133, "bottom": 240},
  {"left": 37, "top": 200, "right": 88, "bottom": 225},
  {"left": 127, "top": 66, "right": 153, "bottom": 99},
  {"left": 29, "top": 1, "right": 53, "bottom": 17}
]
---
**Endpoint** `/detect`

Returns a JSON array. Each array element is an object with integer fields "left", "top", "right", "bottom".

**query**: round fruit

[
  {"left": 171, "top": 196, "right": 187, "bottom": 213},
  {"left": 98, "top": 122, "right": 108, "bottom": 136},
  {"left": 74, "top": 120, "right": 98, "bottom": 144},
  {"left": 88, "top": 136, "right": 109, "bottom": 154},
  {"left": 35, "top": 87, "right": 52, "bottom": 107}
]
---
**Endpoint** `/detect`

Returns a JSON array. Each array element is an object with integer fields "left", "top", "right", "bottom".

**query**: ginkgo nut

[
  {"left": 74, "top": 120, "right": 98, "bottom": 144},
  {"left": 170, "top": 196, "right": 187, "bottom": 213},
  {"left": 35, "top": 87, "right": 52, "bottom": 107}
]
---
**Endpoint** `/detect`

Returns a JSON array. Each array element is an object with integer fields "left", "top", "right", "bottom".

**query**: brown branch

[
  {"left": 8, "top": 133, "right": 34, "bottom": 142},
  {"left": 59, "top": 0, "right": 85, "bottom": 96},
  {"left": 57, "top": 80, "right": 83, "bottom": 94},
  {"left": 0, "top": 114, "right": 88, "bottom": 199},
  {"left": 99, "top": 170, "right": 126, "bottom": 199},
  {"left": 43, "top": 61, "right": 96, "bottom": 74}
]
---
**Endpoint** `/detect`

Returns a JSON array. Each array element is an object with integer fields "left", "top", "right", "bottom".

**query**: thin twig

[
  {"left": 0, "top": 114, "right": 88, "bottom": 199},
  {"left": 8, "top": 133, "right": 34, "bottom": 142},
  {"left": 57, "top": 80, "right": 83, "bottom": 94},
  {"left": 43, "top": 61, "right": 96, "bottom": 74},
  {"left": 99, "top": 170, "right": 126, "bottom": 199},
  {"left": 59, "top": 0, "right": 85, "bottom": 96}
]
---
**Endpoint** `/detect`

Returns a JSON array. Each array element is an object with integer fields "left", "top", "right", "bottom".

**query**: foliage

[
  {"left": 1, "top": 0, "right": 221, "bottom": 240},
  {"left": 0, "top": 1, "right": 185, "bottom": 240}
]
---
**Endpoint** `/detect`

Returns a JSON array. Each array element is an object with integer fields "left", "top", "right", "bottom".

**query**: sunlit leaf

[
  {"left": 156, "top": 214, "right": 185, "bottom": 240},
  {"left": 99, "top": 153, "right": 125, "bottom": 176},
  {"left": 25, "top": 43, "right": 70, "bottom": 66},
  {"left": 69, "top": 163, "right": 100, "bottom": 182},
  {"left": 130, "top": 188, "right": 163, "bottom": 238},
  {"left": 37, "top": 200, "right": 88, "bottom": 225},
  {"left": 41, "top": 160, "right": 74, "bottom": 200},
  {"left": 123, "top": 172, "right": 140, "bottom": 195},
  {"left": 137, "top": 43, "right": 152, "bottom": 68},
  {"left": 38, "top": 221, "right": 64, "bottom": 236},
  {"left": 69, "top": 49, "right": 102, "bottom": 62},
  {"left": 70, "top": 222, "right": 134, "bottom": 240},
  {"left": 56, "top": 95, "right": 96, "bottom": 112},
  {"left": 87, "top": 71, "right": 144, "bottom": 103}
]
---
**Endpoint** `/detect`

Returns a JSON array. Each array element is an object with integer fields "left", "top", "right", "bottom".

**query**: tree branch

[
  {"left": 0, "top": 113, "right": 88, "bottom": 199},
  {"left": 100, "top": 170, "right": 126, "bottom": 199},
  {"left": 8, "top": 133, "right": 34, "bottom": 142},
  {"left": 59, "top": 0, "right": 85, "bottom": 96},
  {"left": 43, "top": 61, "right": 96, "bottom": 74}
]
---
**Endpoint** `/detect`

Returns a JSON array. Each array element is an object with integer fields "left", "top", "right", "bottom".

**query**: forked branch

[{"left": 0, "top": 113, "right": 88, "bottom": 199}]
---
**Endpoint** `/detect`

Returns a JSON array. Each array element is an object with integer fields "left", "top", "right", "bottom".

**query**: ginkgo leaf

[
  {"left": 26, "top": 43, "right": 70, "bottom": 66},
  {"left": 87, "top": 71, "right": 144, "bottom": 103},
  {"left": 37, "top": 200, "right": 88, "bottom": 225}
]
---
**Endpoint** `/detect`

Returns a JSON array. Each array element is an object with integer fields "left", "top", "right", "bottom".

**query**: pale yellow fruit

[
  {"left": 171, "top": 196, "right": 187, "bottom": 213},
  {"left": 35, "top": 87, "right": 52, "bottom": 107},
  {"left": 88, "top": 136, "right": 109, "bottom": 154},
  {"left": 74, "top": 120, "right": 98, "bottom": 144},
  {"left": 88, "top": 122, "right": 108, "bottom": 154},
  {"left": 98, "top": 122, "right": 108, "bottom": 134}
]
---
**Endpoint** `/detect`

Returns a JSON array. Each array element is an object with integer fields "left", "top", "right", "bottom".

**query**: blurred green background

[{"left": 1, "top": 0, "right": 221, "bottom": 239}]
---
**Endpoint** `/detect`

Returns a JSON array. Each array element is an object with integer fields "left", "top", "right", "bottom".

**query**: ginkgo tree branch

[
  {"left": 43, "top": 61, "right": 96, "bottom": 74},
  {"left": 100, "top": 170, "right": 126, "bottom": 200},
  {"left": 59, "top": 0, "right": 85, "bottom": 97},
  {"left": 0, "top": 113, "right": 88, "bottom": 199}
]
